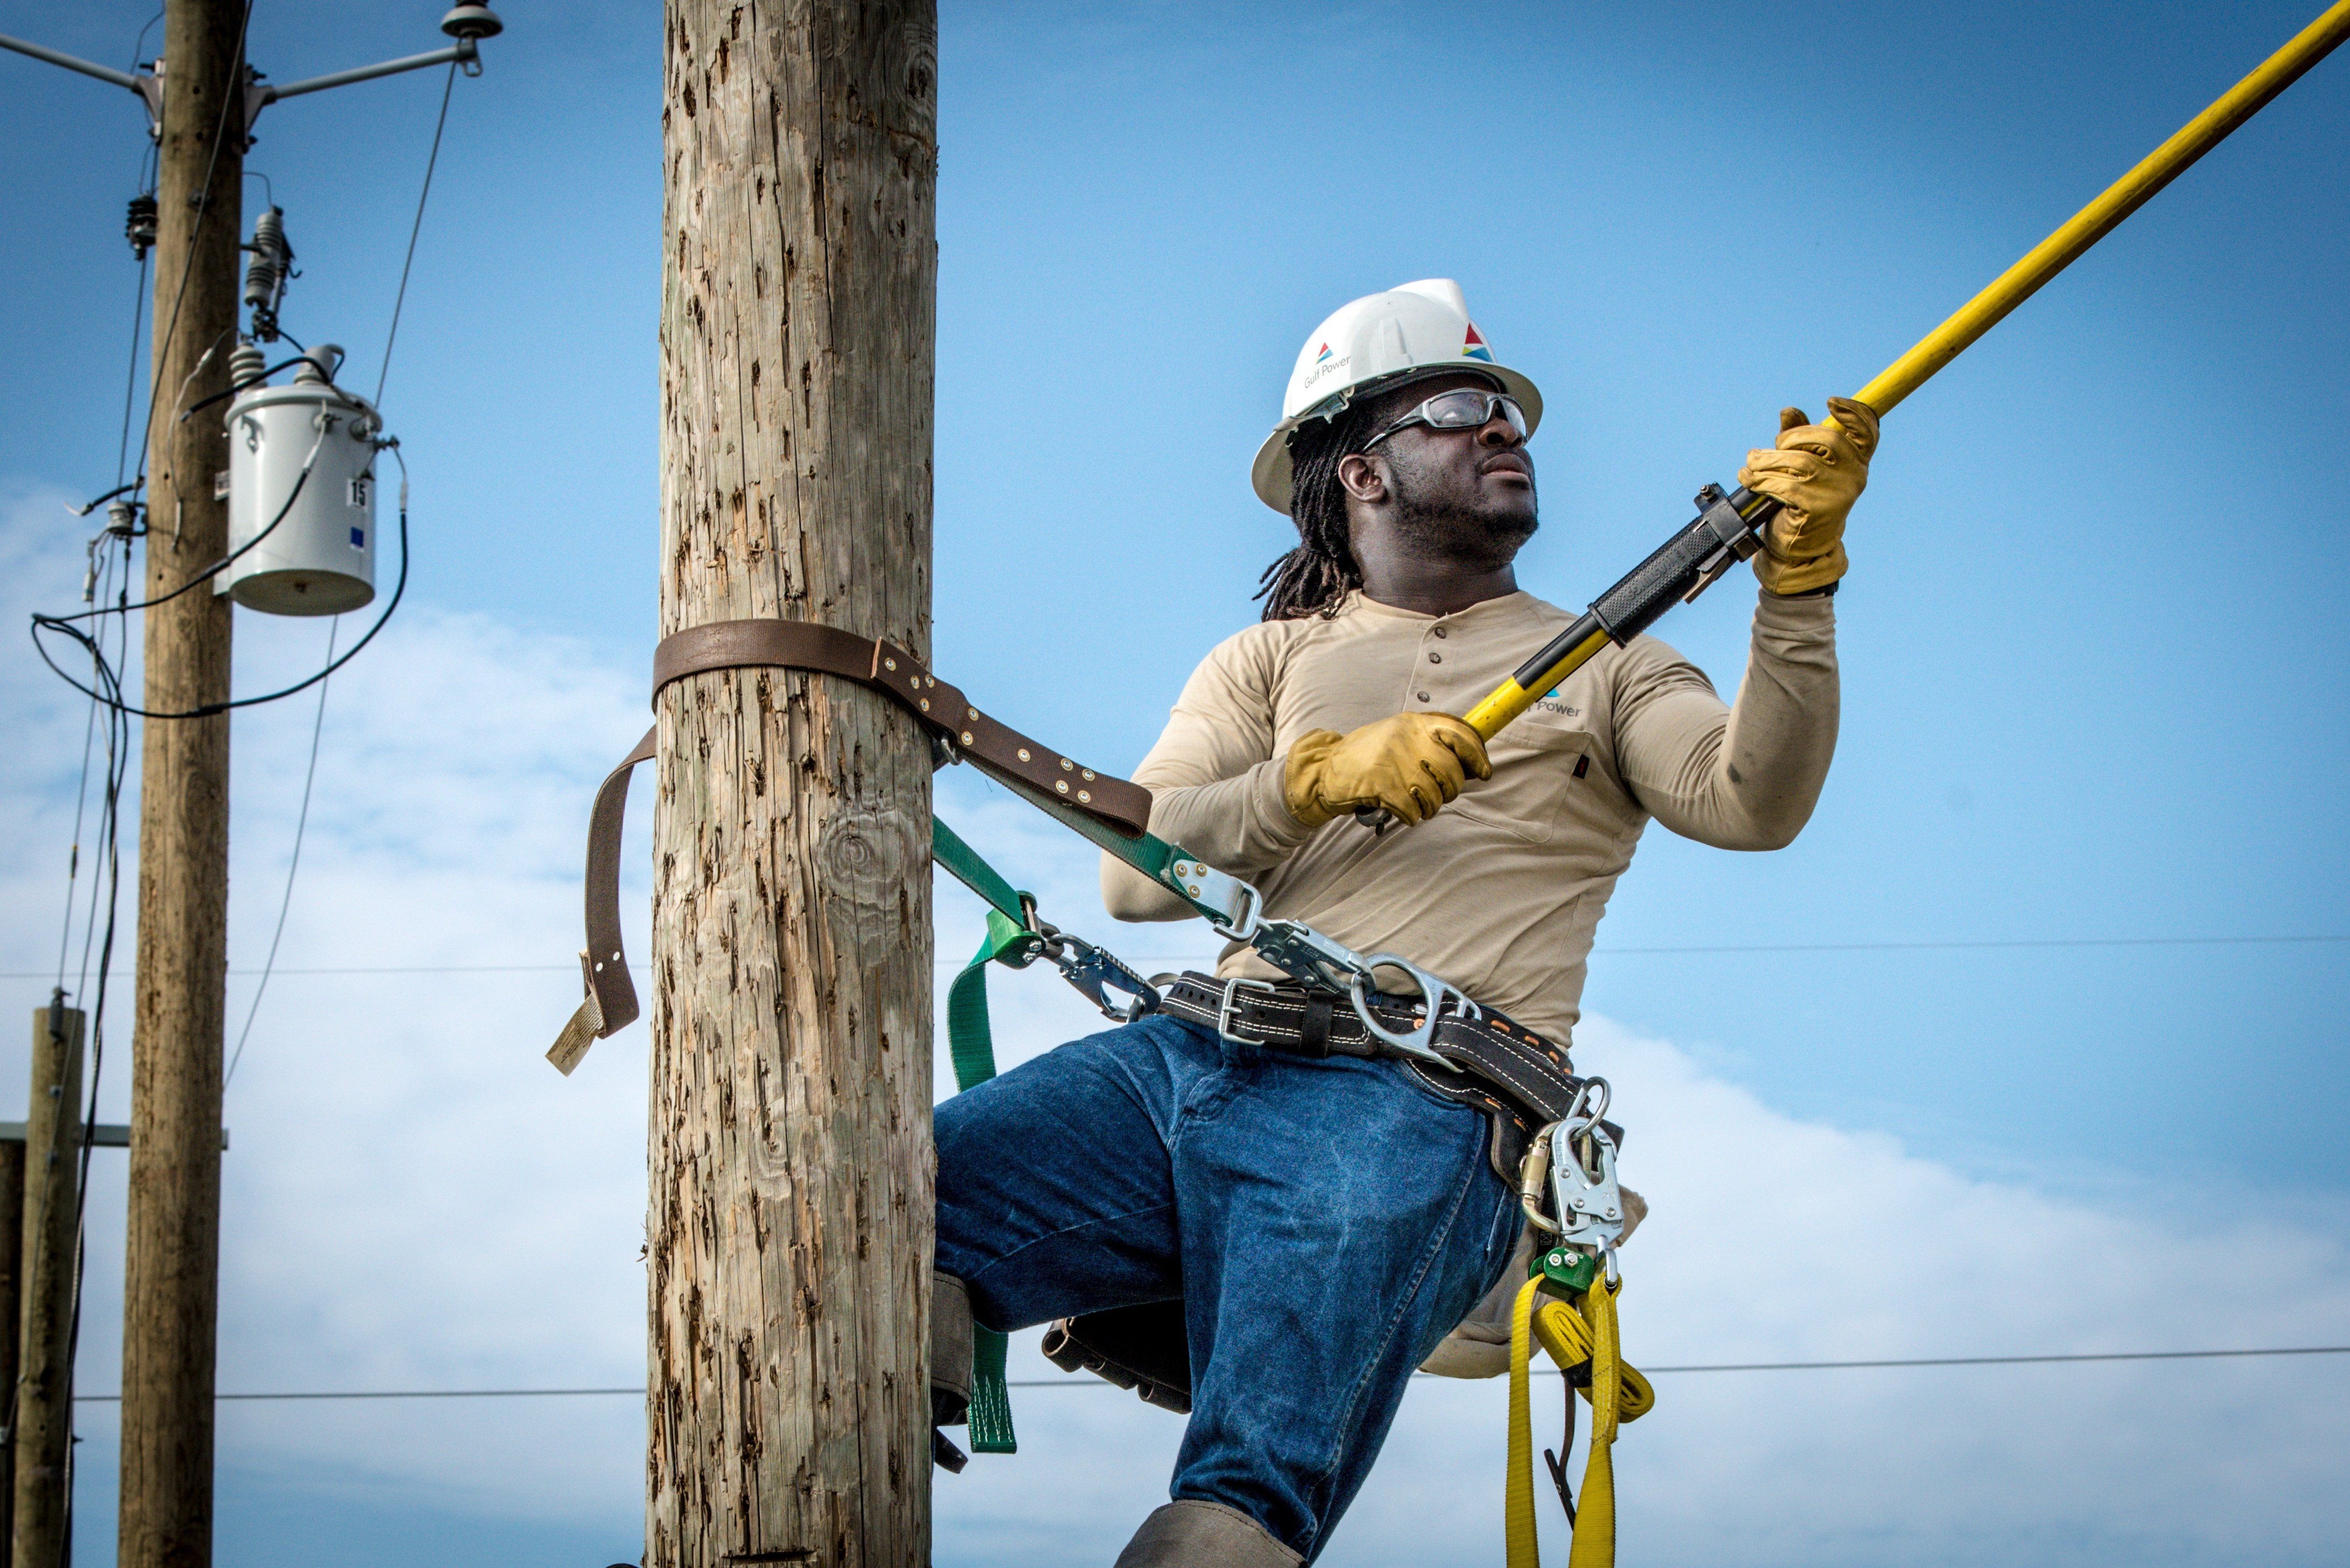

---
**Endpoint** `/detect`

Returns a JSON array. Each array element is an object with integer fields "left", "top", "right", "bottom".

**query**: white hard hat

[{"left": 1250, "top": 278, "right": 1544, "bottom": 512}]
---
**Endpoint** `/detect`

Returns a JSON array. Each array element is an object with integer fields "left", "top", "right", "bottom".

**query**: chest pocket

[{"left": 1450, "top": 712, "right": 1600, "bottom": 846}]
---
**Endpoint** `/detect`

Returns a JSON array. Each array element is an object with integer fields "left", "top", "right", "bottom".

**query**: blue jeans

[{"left": 935, "top": 1012, "right": 1521, "bottom": 1561}]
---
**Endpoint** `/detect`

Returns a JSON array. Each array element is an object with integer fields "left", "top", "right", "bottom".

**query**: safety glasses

[{"left": 1363, "top": 389, "right": 1527, "bottom": 449}]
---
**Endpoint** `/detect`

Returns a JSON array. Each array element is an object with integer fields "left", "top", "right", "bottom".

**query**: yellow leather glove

[
  {"left": 1283, "top": 712, "right": 1492, "bottom": 828},
  {"left": 1737, "top": 395, "right": 1880, "bottom": 595}
]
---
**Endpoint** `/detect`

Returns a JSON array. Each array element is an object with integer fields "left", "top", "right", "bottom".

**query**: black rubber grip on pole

[{"left": 1584, "top": 486, "right": 1781, "bottom": 646}]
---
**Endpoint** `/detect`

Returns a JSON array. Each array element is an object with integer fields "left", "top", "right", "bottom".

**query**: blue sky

[{"left": 2, "top": 3, "right": 2346, "bottom": 1564}]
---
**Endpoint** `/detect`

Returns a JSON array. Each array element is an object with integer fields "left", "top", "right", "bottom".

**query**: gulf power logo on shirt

[{"left": 1462, "top": 322, "right": 1494, "bottom": 363}]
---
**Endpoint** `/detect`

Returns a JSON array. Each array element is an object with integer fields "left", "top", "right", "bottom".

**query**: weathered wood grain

[
  {"left": 121, "top": 2, "right": 244, "bottom": 1562},
  {"left": 651, "top": 4, "right": 939, "bottom": 1564}
]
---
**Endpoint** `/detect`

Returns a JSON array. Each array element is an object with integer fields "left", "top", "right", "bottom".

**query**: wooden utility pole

[
  {"left": 650, "top": 4, "right": 939, "bottom": 1564},
  {"left": 121, "top": 1, "right": 243, "bottom": 1564},
  {"left": 0, "top": 1123, "right": 21, "bottom": 1554},
  {"left": 13, "top": 1004, "right": 83, "bottom": 1568}
]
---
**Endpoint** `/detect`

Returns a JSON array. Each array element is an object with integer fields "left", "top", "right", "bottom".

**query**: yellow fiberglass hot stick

[{"left": 1458, "top": 0, "right": 2350, "bottom": 748}]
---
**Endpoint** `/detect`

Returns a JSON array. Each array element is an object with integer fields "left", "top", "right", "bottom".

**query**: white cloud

[{"left": 3, "top": 494, "right": 2344, "bottom": 1565}]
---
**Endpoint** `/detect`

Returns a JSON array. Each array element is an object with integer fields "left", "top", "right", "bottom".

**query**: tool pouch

[{"left": 1041, "top": 1299, "right": 1192, "bottom": 1414}]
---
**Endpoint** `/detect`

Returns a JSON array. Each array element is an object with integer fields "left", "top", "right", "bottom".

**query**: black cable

[
  {"left": 376, "top": 61, "right": 458, "bottom": 407},
  {"left": 128, "top": 8, "right": 163, "bottom": 72},
  {"left": 114, "top": 251, "right": 150, "bottom": 488},
  {"left": 178, "top": 353, "right": 340, "bottom": 422},
  {"left": 226, "top": 616, "right": 338, "bottom": 1088},
  {"left": 52, "top": 543, "right": 132, "bottom": 1568},
  {"left": 28, "top": 451, "right": 409, "bottom": 721},
  {"left": 50, "top": 546, "right": 116, "bottom": 993},
  {"left": 69, "top": 479, "right": 145, "bottom": 519},
  {"left": 128, "top": 0, "right": 257, "bottom": 491},
  {"left": 33, "top": 433, "right": 320, "bottom": 635}
]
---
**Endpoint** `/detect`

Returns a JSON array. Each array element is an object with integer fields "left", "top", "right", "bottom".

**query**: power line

[
  {"left": 6, "top": 931, "right": 2347, "bottom": 983},
  {"left": 1594, "top": 934, "right": 2350, "bottom": 956},
  {"left": 373, "top": 61, "right": 455, "bottom": 407},
  {"left": 61, "top": 1342, "right": 2350, "bottom": 1405},
  {"left": 73, "top": 1387, "right": 646, "bottom": 1404},
  {"left": 1626, "top": 1345, "right": 2350, "bottom": 1374}
]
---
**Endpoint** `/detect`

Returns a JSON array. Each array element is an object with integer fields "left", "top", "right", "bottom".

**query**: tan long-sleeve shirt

[{"left": 1102, "top": 587, "right": 1838, "bottom": 1046}]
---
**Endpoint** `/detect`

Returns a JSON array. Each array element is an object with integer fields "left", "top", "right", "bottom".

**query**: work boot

[
  {"left": 1111, "top": 1501, "right": 1302, "bottom": 1567},
  {"left": 932, "top": 1270, "right": 974, "bottom": 1471}
]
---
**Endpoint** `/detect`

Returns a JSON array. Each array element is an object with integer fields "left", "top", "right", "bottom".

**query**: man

[{"left": 934, "top": 279, "right": 1873, "bottom": 1565}]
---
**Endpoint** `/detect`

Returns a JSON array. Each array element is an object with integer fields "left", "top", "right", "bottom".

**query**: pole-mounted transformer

[{"left": 218, "top": 341, "right": 382, "bottom": 616}]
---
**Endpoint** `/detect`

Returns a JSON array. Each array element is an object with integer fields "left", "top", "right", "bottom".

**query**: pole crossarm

[
  {"left": 0, "top": 20, "right": 494, "bottom": 137},
  {"left": 258, "top": 37, "right": 476, "bottom": 108},
  {"left": 0, "top": 31, "right": 143, "bottom": 89}
]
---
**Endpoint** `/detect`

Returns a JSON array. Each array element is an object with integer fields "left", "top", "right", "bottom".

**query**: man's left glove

[
  {"left": 1283, "top": 712, "right": 1491, "bottom": 828},
  {"left": 1738, "top": 396, "right": 1880, "bottom": 595}
]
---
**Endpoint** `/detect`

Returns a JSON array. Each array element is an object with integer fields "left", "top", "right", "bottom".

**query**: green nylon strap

[
  {"left": 938, "top": 835, "right": 1037, "bottom": 1457},
  {"left": 932, "top": 815, "right": 1030, "bottom": 925},
  {"left": 946, "top": 908, "right": 1034, "bottom": 1096},
  {"left": 929, "top": 802, "right": 1199, "bottom": 1457},
  {"left": 959, "top": 762, "right": 1220, "bottom": 920},
  {"left": 966, "top": 1325, "right": 1015, "bottom": 1455}
]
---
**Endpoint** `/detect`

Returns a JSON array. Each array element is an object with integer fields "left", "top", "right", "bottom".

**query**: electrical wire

[
  {"left": 127, "top": 0, "right": 256, "bottom": 495},
  {"left": 52, "top": 543, "right": 134, "bottom": 1568},
  {"left": 31, "top": 20, "right": 458, "bottom": 725},
  {"left": 53, "top": 1341, "right": 2350, "bottom": 1405},
  {"left": 8, "top": 930, "right": 2342, "bottom": 983},
  {"left": 375, "top": 61, "right": 457, "bottom": 407},
  {"left": 113, "top": 250, "right": 150, "bottom": 489},
  {"left": 128, "top": 8, "right": 162, "bottom": 73},
  {"left": 177, "top": 351, "right": 342, "bottom": 421},
  {"left": 50, "top": 546, "right": 118, "bottom": 994},
  {"left": 226, "top": 616, "right": 338, "bottom": 1088},
  {"left": 40, "top": 423, "right": 324, "bottom": 629},
  {"left": 29, "top": 443, "right": 410, "bottom": 721}
]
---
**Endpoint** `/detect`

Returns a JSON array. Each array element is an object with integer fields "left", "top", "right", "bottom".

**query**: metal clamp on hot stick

[
  {"left": 1350, "top": 483, "right": 1784, "bottom": 831},
  {"left": 1455, "top": 481, "right": 1786, "bottom": 749}
]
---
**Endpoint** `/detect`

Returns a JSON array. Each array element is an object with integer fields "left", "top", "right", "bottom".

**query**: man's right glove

[{"left": 1283, "top": 712, "right": 1491, "bottom": 828}]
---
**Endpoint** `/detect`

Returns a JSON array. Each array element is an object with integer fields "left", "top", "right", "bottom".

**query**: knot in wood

[{"left": 815, "top": 808, "right": 914, "bottom": 910}]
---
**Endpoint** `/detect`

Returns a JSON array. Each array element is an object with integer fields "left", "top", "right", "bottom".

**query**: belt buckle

[{"left": 1215, "top": 976, "right": 1276, "bottom": 1044}]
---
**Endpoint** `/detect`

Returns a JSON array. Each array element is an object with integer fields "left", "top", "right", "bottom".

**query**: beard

[{"left": 1383, "top": 446, "right": 1540, "bottom": 571}]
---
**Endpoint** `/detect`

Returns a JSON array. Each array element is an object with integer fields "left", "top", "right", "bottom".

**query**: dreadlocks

[{"left": 1254, "top": 396, "right": 1387, "bottom": 622}]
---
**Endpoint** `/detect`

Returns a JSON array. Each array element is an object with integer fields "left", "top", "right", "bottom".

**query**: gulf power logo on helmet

[
  {"left": 1302, "top": 342, "right": 1351, "bottom": 392},
  {"left": 1463, "top": 322, "right": 1494, "bottom": 363}
]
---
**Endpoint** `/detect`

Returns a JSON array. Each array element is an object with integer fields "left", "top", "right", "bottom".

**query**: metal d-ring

[{"left": 1344, "top": 952, "right": 1479, "bottom": 1066}]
